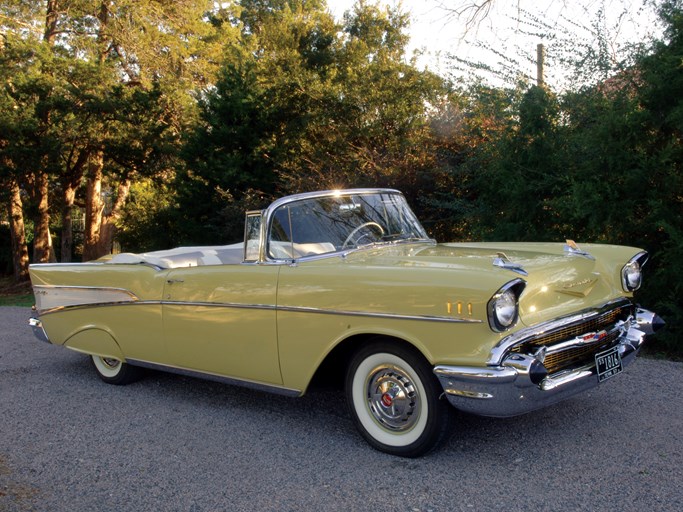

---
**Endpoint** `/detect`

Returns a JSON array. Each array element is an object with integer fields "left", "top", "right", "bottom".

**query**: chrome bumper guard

[
  {"left": 29, "top": 317, "right": 51, "bottom": 344},
  {"left": 434, "top": 308, "right": 663, "bottom": 418}
]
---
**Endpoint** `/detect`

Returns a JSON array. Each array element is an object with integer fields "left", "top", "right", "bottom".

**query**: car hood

[{"left": 348, "top": 241, "right": 638, "bottom": 326}]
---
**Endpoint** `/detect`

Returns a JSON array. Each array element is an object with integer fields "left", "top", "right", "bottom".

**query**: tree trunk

[
  {"left": 79, "top": 2, "right": 112, "bottom": 263},
  {"left": 82, "top": 151, "right": 105, "bottom": 261},
  {"left": 29, "top": 0, "right": 60, "bottom": 265},
  {"left": 32, "top": 171, "right": 56, "bottom": 263},
  {"left": 82, "top": 154, "right": 132, "bottom": 261},
  {"left": 61, "top": 183, "right": 77, "bottom": 262},
  {"left": 7, "top": 180, "right": 30, "bottom": 282},
  {"left": 44, "top": 0, "right": 59, "bottom": 45},
  {"left": 97, "top": 178, "right": 131, "bottom": 257}
]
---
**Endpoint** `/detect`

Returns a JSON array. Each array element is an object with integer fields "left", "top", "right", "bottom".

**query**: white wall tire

[
  {"left": 345, "top": 341, "right": 452, "bottom": 457},
  {"left": 91, "top": 355, "right": 142, "bottom": 385}
]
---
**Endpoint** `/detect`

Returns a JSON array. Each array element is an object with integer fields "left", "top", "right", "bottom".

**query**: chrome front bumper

[{"left": 433, "top": 308, "right": 663, "bottom": 418}]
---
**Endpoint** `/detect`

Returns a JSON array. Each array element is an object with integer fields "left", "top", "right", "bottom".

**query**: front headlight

[
  {"left": 622, "top": 252, "right": 648, "bottom": 292},
  {"left": 488, "top": 279, "right": 526, "bottom": 332},
  {"left": 622, "top": 262, "right": 642, "bottom": 290}
]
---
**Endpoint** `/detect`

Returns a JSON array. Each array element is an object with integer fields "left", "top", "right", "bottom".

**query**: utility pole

[{"left": 537, "top": 43, "right": 545, "bottom": 87}]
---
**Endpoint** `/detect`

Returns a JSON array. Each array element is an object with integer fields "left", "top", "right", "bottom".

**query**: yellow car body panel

[
  {"left": 64, "top": 328, "right": 125, "bottom": 360},
  {"left": 161, "top": 264, "right": 281, "bottom": 385}
]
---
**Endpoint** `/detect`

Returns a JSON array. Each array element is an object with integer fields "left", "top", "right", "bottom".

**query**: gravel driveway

[{"left": 1, "top": 306, "right": 681, "bottom": 511}]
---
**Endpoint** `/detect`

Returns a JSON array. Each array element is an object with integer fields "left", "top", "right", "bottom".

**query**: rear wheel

[
  {"left": 91, "top": 355, "right": 143, "bottom": 385},
  {"left": 345, "top": 341, "right": 452, "bottom": 457}
]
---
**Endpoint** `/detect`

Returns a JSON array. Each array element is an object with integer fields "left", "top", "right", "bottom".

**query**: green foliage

[
  {"left": 629, "top": 0, "right": 683, "bottom": 355},
  {"left": 0, "top": 0, "right": 230, "bottom": 263},
  {"left": 176, "top": 59, "right": 276, "bottom": 244},
  {"left": 176, "top": 0, "right": 444, "bottom": 243},
  {"left": 115, "top": 180, "right": 175, "bottom": 252},
  {"left": 471, "top": 85, "right": 568, "bottom": 241},
  {"left": 434, "top": 1, "right": 683, "bottom": 356}
]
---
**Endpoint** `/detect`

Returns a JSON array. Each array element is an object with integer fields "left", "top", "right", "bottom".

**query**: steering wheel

[{"left": 342, "top": 222, "right": 385, "bottom": 249}]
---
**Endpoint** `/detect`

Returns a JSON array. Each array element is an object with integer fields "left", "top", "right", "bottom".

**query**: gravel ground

[{"left": 1, "top": 306, "right": 682, "bottom": 512}]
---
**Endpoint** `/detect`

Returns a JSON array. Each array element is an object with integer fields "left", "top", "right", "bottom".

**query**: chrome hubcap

[
  {"left": 102, "top": 358, "right": 120, "bottom": 369},
  {"left": 366, "top": 365, "right": 420, "bottom": 432}
]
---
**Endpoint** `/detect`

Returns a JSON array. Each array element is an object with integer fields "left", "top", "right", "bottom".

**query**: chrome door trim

[{"left": 126, "top": 359, "right": 302, "bottom": 397}]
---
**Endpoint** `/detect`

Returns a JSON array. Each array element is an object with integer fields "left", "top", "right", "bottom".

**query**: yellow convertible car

[{"left": 28, "top": 189, "right": 663, "bottom": 456}]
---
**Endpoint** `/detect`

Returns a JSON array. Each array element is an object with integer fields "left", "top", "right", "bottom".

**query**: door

[{"left": 162, "top": 264, "right": 282, "bottom": 385}]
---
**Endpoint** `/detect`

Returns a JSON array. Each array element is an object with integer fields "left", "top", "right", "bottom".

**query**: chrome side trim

[
  {"left": 161, "top": 301, "right": 276, "bottom": 311},
  {"left": 37, "top": 298, "right": 483, "bottom": 324},
  {"left": 126, "top": 359, "right": 302, "bottom": 397},
  {"left": 33, "top": 285, "right": 139, "bottom": 314},
  {"left": 161, "top": 301, "right": 482, "bottom": 324},
  {"left": 488, "top": 298, "right": 633, "bottom": 365},
  {"left": 38, "top": 300, "right": 152, "bottom": 316},
  {"left": 275, "top": 305, "right": 482, "bottom": 323}
]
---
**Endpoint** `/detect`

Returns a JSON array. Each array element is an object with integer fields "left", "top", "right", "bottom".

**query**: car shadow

[{"left": 52, "top": 352, "right": 629, "bottom": 462}]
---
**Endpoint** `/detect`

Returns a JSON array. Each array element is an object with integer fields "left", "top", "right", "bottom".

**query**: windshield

[{"left": 267, "top": 191, "right": 430, "bottom": 259}]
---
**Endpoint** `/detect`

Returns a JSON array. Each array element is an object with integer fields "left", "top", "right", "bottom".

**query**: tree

[
  {"left": 0, "top": 0, "right": 231, "bottom": 266},
  {"left": 435, "top": 0, "right": 683, "bottom": 356},
  {"left": 626, "top": 0, "right": 683, "bottom": 354},
  {"left": 175, "top": 0, "right": 447, "bottom": 244},
  {"left": 285, "top": 0, "right": 443, "bottom": 198},
  {"left": 74, "top": 0, "right": 230, "bottom": 260},
  {"left": 0, "top": 1, "right": 68, "bottom": 266},
  {"left": 0, "top": 39, "right": 39, "bottom": 279}
]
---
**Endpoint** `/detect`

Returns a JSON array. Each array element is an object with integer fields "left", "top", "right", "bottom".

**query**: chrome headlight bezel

[
  {"left": 487, "top": 279, "right": 527, "bottom": 332},
  {"left": 621, "top": 252, "right": 649, "bottom": 292}
]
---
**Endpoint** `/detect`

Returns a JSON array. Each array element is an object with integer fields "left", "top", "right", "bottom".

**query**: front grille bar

[{"left": 488, "top": 299, "right": 634, "bottom": 368}]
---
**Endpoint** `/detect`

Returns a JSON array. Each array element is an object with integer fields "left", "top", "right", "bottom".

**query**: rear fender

[{"left": 64, "top": 329, "right": 125, "bottom": 361}]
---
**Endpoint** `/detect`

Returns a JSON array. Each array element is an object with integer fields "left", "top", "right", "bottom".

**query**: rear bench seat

[
  {"left": 108, "top": 243, "right": 245, "bottom": 268},
  {"left": 109, "top": 241, "right": 336, "bottom": 268}
]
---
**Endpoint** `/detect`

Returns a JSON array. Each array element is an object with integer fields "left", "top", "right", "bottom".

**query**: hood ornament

[
  {"left": 564, "top": 240, "right": 595, "bottom": 260},
  {"left": 493, "top": 252, "right": 528, "bottom": 276}
]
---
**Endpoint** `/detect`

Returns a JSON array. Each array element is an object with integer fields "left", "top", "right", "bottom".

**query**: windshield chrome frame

[{"left": 248, "top": 189, "right": 432, "bottom": 264}]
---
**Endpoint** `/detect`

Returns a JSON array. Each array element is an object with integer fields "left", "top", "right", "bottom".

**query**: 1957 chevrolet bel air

[{"left": 28, "top": 189, "right": 663, "bottom": 456}]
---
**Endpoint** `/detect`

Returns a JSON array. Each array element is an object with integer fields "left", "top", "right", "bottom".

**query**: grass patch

[
  {"left": 0, "top": 293, "right": 34, "bottom": 307},
  {"left": 0, "top": 276, "right": 34, "bottom": 307}
]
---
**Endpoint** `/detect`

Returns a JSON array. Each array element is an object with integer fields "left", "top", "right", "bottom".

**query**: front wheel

[
  {"left": 345, "top": 342, "right": 452, "bottom": 457},
  {"left": 91, "top": 355, "right": 143, "bottom": 385}
]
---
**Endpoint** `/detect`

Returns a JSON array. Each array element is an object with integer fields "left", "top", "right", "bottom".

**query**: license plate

[{"left": 595, "top": 346, "right": 623, "bottom": 382}]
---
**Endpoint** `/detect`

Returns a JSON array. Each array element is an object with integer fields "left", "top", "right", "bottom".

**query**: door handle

[{"left": 167, "top": 279, "right": 185, "bottom": 284}]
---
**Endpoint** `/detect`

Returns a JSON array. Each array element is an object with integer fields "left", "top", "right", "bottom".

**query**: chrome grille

[
  {"left": 511, "top": 303, "right": 633, "bottom": 374},
  {"left": 541, "top": 331, "right": 620, "bottom": 373}
]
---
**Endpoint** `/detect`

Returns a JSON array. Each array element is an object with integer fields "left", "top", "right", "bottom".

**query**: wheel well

[
  {"left": 308, "top": 333, "right": 427, "bottom": 391},
  {"left": 64, "top": 328, "right": 124, "bottom": 361}
]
